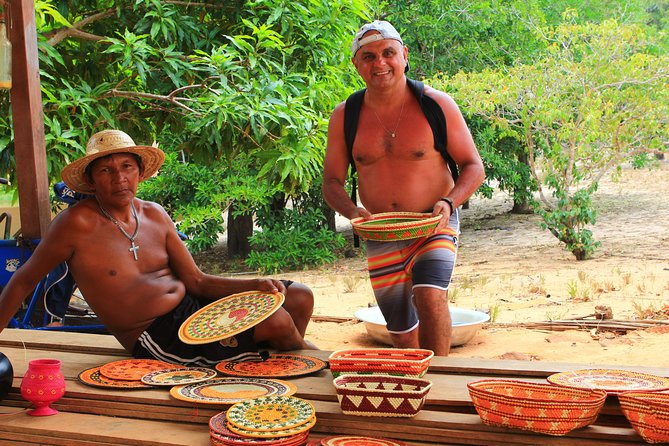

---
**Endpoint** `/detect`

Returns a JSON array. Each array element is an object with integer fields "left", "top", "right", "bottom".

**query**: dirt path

[{"left": 281, "top": 161, "right": 669, "bottom": 366}]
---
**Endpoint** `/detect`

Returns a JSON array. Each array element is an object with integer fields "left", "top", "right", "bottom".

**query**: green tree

[{"left": 438, "top": 19, "right": 669, "bottom": 259}]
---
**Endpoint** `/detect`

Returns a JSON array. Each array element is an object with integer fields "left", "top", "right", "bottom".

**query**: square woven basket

[
  {"left": 618, "top": 391, "right": 669, "bottom": 444},
  {"left": 333, "top": 374, "right": 432, "bottom": 417},
  {"left": 328, "top": 348, "right": 434, "bottom": 378},
  {"left": 467, "top": 379, "right": 607, "bottom": 436}
]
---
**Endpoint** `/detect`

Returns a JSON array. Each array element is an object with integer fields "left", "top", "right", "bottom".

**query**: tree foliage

[{"left": 436, "top": 19, "right": 669, "bottom": 259}]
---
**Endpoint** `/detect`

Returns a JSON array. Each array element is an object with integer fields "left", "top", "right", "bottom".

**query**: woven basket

[
  {"left": 350, "top": 212, "right": 442, "bottom": 241},
  {"left": 328, "top": 348, "right": 434, "bottom": 378},
  {"left": 619, "top": 391, "right": 669, "bottom": 444},
  {"left": 467, "top": 379, "right": 607, "bottom": 436},
  {"left": 333, "top": 374, "right": 432, "bottom": 417}
]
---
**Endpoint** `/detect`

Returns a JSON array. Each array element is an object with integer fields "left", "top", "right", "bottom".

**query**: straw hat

[{"left": 61, "top": 130, "right": 165, "bottom": 194}]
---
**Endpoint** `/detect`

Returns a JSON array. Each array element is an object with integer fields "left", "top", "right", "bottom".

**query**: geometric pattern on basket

[
  {"left": 333, "top": 374, "right": 432, "bottom": 418},
  {"left": 328, "top": 348, "right": 434, "bottom": 378},
  {"left": 467, "top": 379, "right": 607, "bottom": 436},
  {"left": 351, "top": 212, "right": 442, "bottom": 242},
  {"left": 618, "top": 391, "right": 669, "bottom": 444}
]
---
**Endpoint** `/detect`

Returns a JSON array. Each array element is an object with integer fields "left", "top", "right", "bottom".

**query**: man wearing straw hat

[
  {"left": 0, "top": 129, "right": 316, "bottom": 366},
  {"left": 323, "top": 21, "right": 485, "bottom": 356}
]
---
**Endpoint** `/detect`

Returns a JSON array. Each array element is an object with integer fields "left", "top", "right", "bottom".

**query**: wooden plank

[
  {"left": 0, "top": 329, "right": 127, "bottom": 356},
  {"left": 0, "top": 408, "right": 211, "bottom": 446}
]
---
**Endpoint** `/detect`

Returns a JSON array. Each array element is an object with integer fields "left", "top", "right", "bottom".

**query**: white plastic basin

[{"left": 354, "top": 306, "right": 489, "bottom": 347}]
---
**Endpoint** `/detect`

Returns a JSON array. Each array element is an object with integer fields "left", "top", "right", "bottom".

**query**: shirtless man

[
  {"left": 323, "top": 21, "right": 485, "bottom": 356},
  {"left": 0, "top": 130, "right": 316, "bottom": 366}
]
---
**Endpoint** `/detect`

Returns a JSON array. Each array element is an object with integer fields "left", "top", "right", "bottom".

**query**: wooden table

[{"left": 0, "top": 329, "right": 660, "bottom": 445}]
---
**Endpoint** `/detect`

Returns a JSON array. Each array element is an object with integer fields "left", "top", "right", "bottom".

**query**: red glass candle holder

[{"left": 20, "top": 359, "right": 66, "bottom": 416}]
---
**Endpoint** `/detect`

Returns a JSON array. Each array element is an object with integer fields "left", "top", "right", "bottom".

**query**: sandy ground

[{"left": 278, "top": 160, "right": 669, "bottom": 367}]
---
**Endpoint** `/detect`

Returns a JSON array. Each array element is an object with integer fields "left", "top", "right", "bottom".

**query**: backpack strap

[
  {"left": 406, "top": 79, "right": 459, "bottom": 182},
  {"left": 344, "top": 88, "right": 366, "bottom": 206}
]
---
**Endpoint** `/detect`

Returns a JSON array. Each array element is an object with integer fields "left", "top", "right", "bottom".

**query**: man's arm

[
  {"left": 0, "top": 212, "right": 77, "bottom": 331},
  {"left": 158, "top": 204, "right": 285, "bottom": 299},
  {"left": 431, "top": 87, "right": 486, "bottom": 209},
  {"left": 322, "top": 102, "right": 372, "bottom": 221}
]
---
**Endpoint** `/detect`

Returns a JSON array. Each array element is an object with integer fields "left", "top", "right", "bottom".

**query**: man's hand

[
  {"left": 432, "top": 201, "right": 452, "bottom": 232},
  {"left": 254, "top": 279, "right": 286, "bottom": 295}
]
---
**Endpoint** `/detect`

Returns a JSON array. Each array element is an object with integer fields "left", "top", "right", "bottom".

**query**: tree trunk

[{"left": 226, "top": 203, "right": 253, "bottom": 258}]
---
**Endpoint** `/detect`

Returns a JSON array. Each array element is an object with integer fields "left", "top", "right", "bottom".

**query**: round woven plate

[
  {"left": 210, "top": 412, "right": 310, "bottom": 444},
  {"left": 226, "top": 395, "right": 315, "bottom": 432},
  {"left": 350, "top": 212, "right": 442, "bottom": 241},
  {"left": 547, "top": 369, "right": 669, "bottom": 394},
  {"left": 141, "top": 367, "right": 218, "bottom": 386},
  {"left": 226, "top": 416, "right": 316, "bottom": 439},
  {"left": 99, "top": 359, "right": 183, "bottom": 381},
  {"left": 170, "top": 377, "right": 296, "bottom": 405},
  {"left": 77, "top": 366, "right": 150, "bottom": 390},
  {"left": 321, "top": 436, "right": 408, "bottom": 446},
  {"left": 178, "top": 291, "right": 285, "bottom": 345},
  {"left": 215, "top": 354, "right": 327, "bottom": 378}
]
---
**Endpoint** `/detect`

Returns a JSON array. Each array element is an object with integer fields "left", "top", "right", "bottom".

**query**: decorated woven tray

[
  {"left": 215, "top": 353, "right": 327, "bottom": 378},
  {"left": 141, "top": 367, "right": 218, "bottom": 386},
  {"left": 210, "top": 412, "right": 310, "bottom": 444},
  {"left": 226, "top": 416, "right": 316, "bottom": 439},
  {"left": 77, "top": 366, "right": 150, "bottom": 390},
  {"left": 547, "top": 369, "right": 669, "bottom": 394},
  {"left": 332, "top": 374, "right": 432, "bottom": 417},
  {"left": 99, "top": 359, "right": 183, "bottom": 381},
  {"left": 467, "top": 379, "right": 607, "bottom": 436},
  {"left": 178, "top": 291, "right": 285, "bottom": 345},
  {"left": 320, "top": 436, "right": 408, "bottom": 446},
  {"left": 170, "top": 377, "right": 296, "bottom": 405},
  {"left": 328, "top": 348, "right": 433, "bottom": 377},
  {"left": 226, "top": 395, "right": 315, "bottom": 432},
  {"left": 618, "top": 391, "right": 669, "bottom": 444},
  {"left": 350, "top": 212, "right": 442, "bottom": 241}
]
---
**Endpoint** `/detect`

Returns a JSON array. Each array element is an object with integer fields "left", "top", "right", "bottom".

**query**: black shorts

[
  {"left": 132, "top": 281, "right": 294, "bottom": 367},
  {"left": 132, "top": 293, "right": 259, "bottom": 367}
]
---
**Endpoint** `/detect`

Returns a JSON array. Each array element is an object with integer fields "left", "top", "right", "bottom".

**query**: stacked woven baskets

[{"left": 328, "top": 348, "right": 434, "bottom": 418}]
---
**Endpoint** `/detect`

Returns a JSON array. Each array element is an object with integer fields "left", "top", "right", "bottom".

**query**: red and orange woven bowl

[
  {"left": 350, "top": 212, "right": 442, "bottom": 241},
  {"left": 618, "top": 391, "right": 669, "bottom": 444},
  {"left": 328, "top": 348, "right": 434, "bottom": 378},
  {"left": 467, "top": 379, "right": 607, "bottom": 436},
  {"left": 333, "top": 374, "right": 433, "bottom": 417}
]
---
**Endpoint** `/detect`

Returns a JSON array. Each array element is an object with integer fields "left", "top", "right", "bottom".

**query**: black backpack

[{"left": 343, "top": 78, "right": 459, "bottom": 207}]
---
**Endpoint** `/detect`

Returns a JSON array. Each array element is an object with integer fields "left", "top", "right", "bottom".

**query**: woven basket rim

[
  {"left": 351, "top": 212, "right": 441, "bottom": 231},
  {"left": 333, "top": 373, "right": 433, "bottom": 394},
  {"left": 328, "top": 348, "right": 434, "bottom": 363},
  {"left": 468, "top": 379, "right": 608, "bottom": 403}
]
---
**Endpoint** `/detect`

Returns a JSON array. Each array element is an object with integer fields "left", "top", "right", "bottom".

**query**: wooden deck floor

[{"left": 0, "top": 329, "right": 661, "bottom": 445}]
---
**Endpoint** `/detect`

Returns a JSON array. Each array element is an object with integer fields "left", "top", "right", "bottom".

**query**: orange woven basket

[
  {"left": 467, "top": 379, "right": 607, "bottom": 436},
  {"left": 328, "top": 348, "right": 434, "bottom": 378},
  {"left": 350, "top": 212, "right": 442, "bottom": 241},
  {"left": 619, "top": 391, "right": 669, "bottom": 444},
  {"left": 333, "top": 374, "right": 432, "bottom": 417}
]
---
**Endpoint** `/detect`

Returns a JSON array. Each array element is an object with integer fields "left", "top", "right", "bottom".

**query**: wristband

[{"left": 440, "top": 197, "right": 454, "bottom": 215}]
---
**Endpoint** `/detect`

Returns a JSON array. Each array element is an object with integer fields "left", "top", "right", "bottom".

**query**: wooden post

[{"left": 7, "top": 0, "right": 51, "bottom": 238}]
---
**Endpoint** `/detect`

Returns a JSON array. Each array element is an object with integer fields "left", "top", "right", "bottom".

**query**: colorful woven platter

[
  {"left": 178, "top": 291, "right": 285, "bottom": 345},
  {"left": 226, "top": 395, "right": 315, "bottom": 432},
  {"left": 77, "top": 366, "right": 150, "bottom": 390},
  {"left": 350, "top": 212, "right": 442, "bottom": 241},
  {"left": 141, "top": 367, "right": 218, "bottom": 386},
  {"left": 210, "top": 412, "right": 309, "bottom": 444},
  {"left": 170, "top": 377, "right": 297, "bottom": 405},
  {"left": 320, "top": 436, "right": 408, "bottom": 446},
  {"left": 99, "top": 359, "right": 183, "bottom": 381},
  {"left": 547, "top": 369, "right": 669, "bottom": 394},
  {"left": 215, "top": 354, "right": 327, "bottom": 378},
  {"left": 226, "top": 416, "right": 316, "bottom": 439}
]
